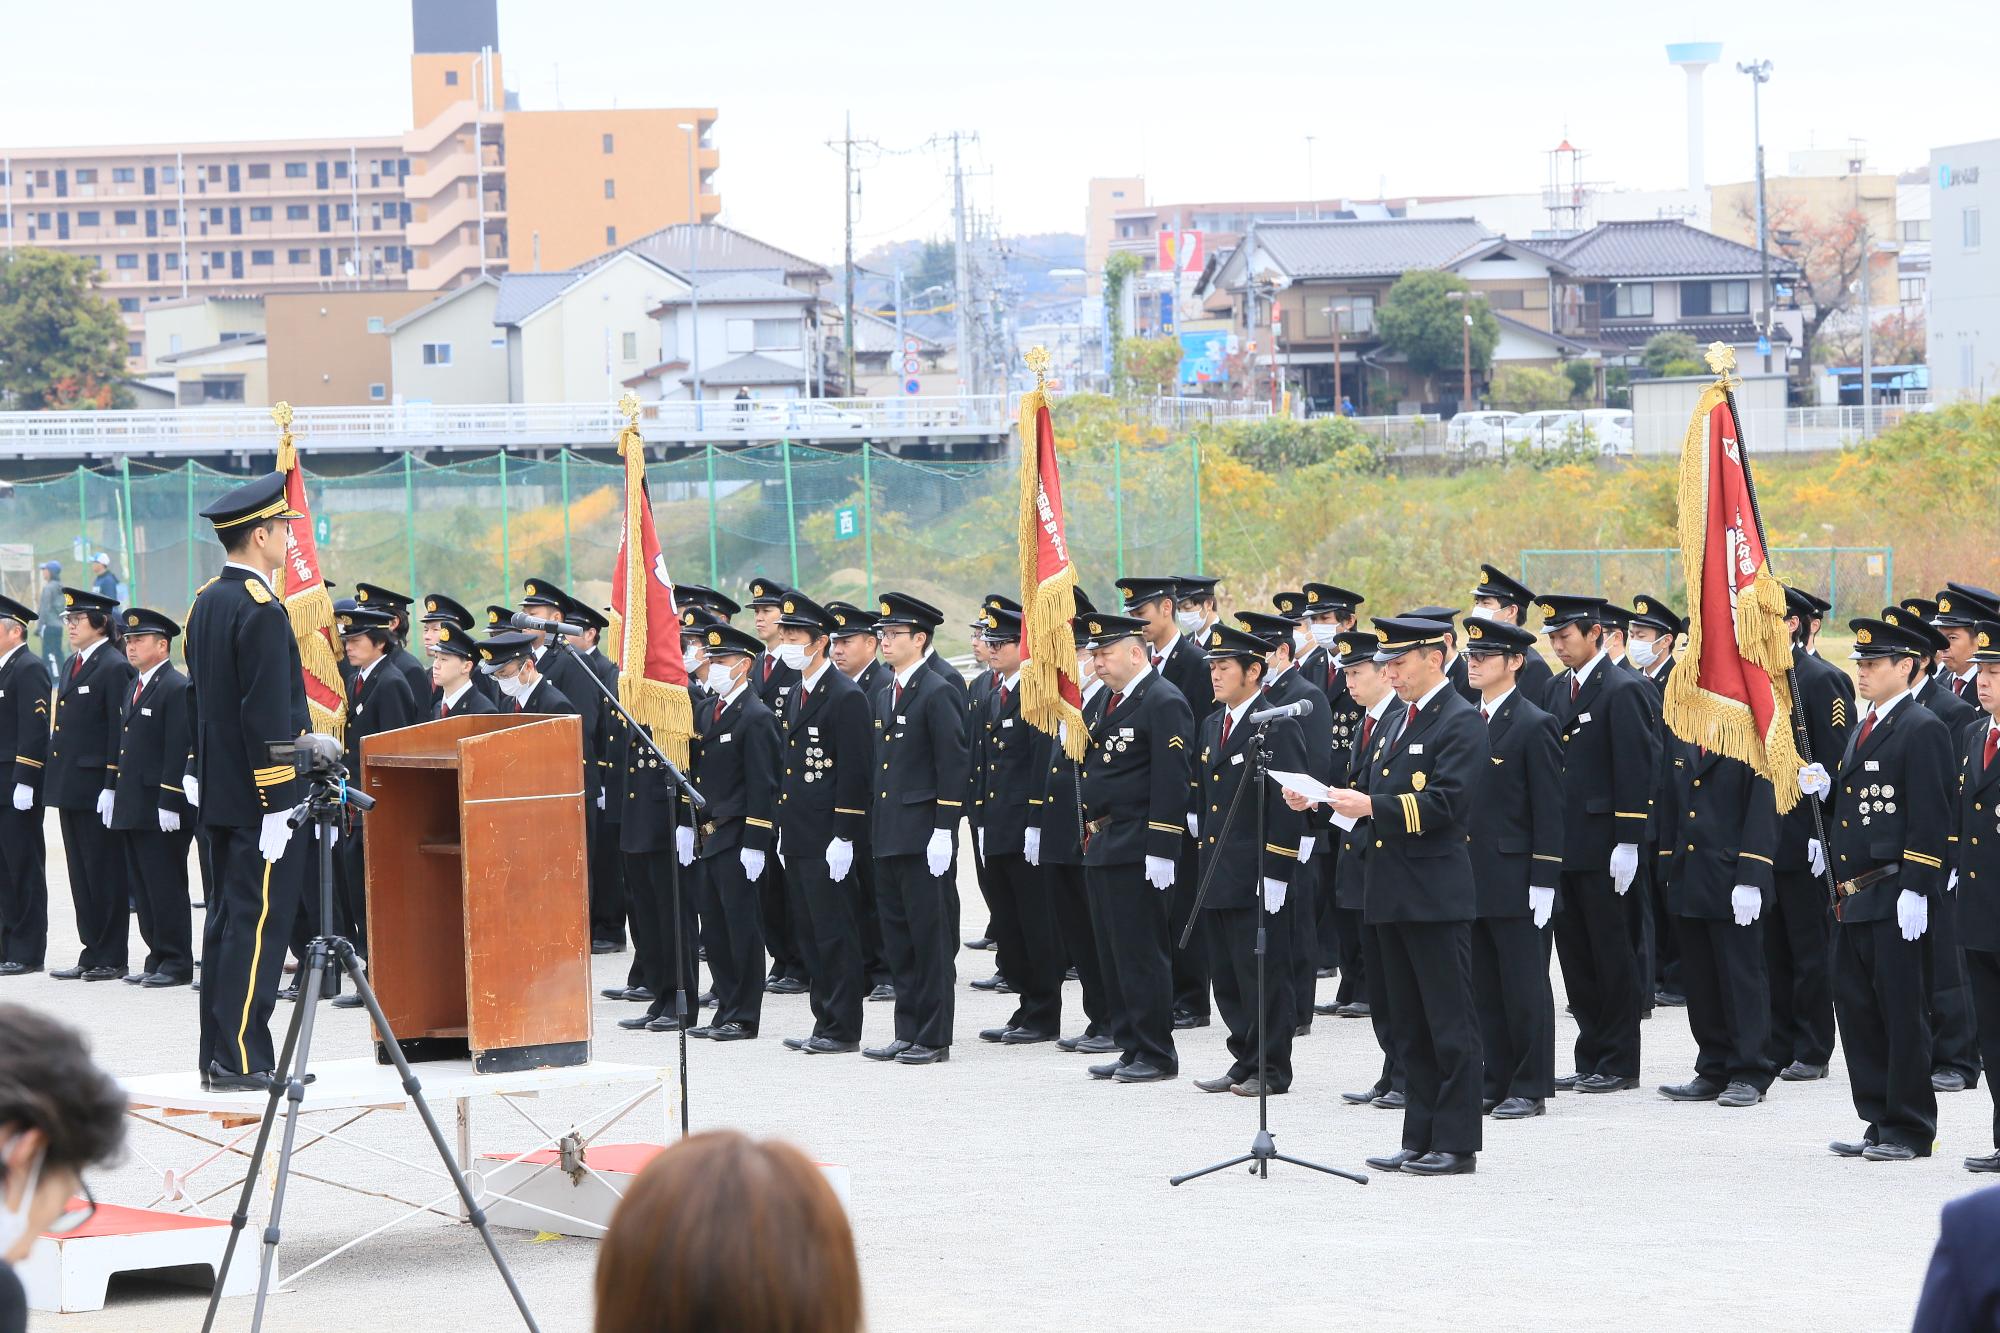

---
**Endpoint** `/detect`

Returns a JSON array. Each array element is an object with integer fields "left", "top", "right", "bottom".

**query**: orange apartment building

[{"left": 0, "top": 0, "right": 717, "bottom": 371}]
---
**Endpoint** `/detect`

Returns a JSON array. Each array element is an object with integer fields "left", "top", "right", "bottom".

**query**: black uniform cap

[
  {"left": 680, "top": 606, "right": 723, "bottom": 633},
  {"left": 1076, "top": 612, "right": 1146, "bottom": 651},
  {"left": 484, "top": 605, "right": 519, "bottom": 635},
  {"left": 197, "top": 471, "right": 302, "bottom": 533},
  {"left": 478, "top": 632, "right": 539, "bottom": 671},
  {"left": 1880, "top": 605, "right": 1949, "bottom": 655},
  {"left": 1537, "top": 594, "right": 1606, "bottom": 632},
  {"left": 120, "top": 606, "right": 182, "bottom": 639},
  {"left": 1797, "top": 588, "right": 1832, "bottom": 617},
  {"left": 0, "top": 594, "right": 35, "bottom": 626},
  {"left": 1300, "top": 583, "right": 1365, "bottom": 616},
  {"left": 695, "top": 622, "right": 764, "bottom": 658},
  {"left": 1271, "top": 590, "right": 1308, "bottom": 621},
  {"left": 353, "top": 583, "right": 413, "bottom": 614},
  {"left": 1117, "top": 576, "right": 1179, "bottom": 612},
  {"left": 1371, "top": 616, "right": 1452, "bottom": 662},
  {"left": 776, "top": 590, "right": 834, "bottom": 635},
  {"left": 1472, "top": 565, "right": 1535, "bottom": 610},
  {"left": 1233, "top": 610, "right": 1299, "bottom": 651},
  {"left": 1204, "top": 623, "right": 1272, "bottom": 662},
  {"left": 1174, "top": 574, "right": 1221, "bottom": 603},
  {"left": 1628, "top": 594, "right": 1685, "bottom": 637},
  {"left": 1598, "top": 603, "right": 1634, "bottom": 634},
  {"left": 432, "top": 623, "right": 479, "bottom": 660},
  {"left": 1970, "top": 621, "right": 2000, "bottom": 665},
  {"left": 745, "top": 576, "right": 789, "bottom": 609},
  {"left": 674, "top": 583, "right": 741, "bottom": 618},
  {"left": 823, "top": 600, "right": 877, "bottom": 639},
  {"left": 1461, "top": 618, "right": 1537, "bottom": 655},
  {"left": 420, "top": 593, "right": 476, "bottom": 628},
  {"left": 875, "top": 591, "right": 944, "bottom": 631},
  {"left": 981, "top": 607, "right": 1023, "bottom": 643},
  {"left": 332, "top": 596, "right": 360, "bottom": 616},
  {"left": 1934, "top": 585, "right": 2000, "bottom": 629},
  {"left": 520, "top": 576, "right": 567, "bottom": 610},
  {"left": 1849, "top": 617, "right": 1932, "bottom": 660},
  {"left": 59, "top": 586, "right": 118, "bottom": 616},
  {"left": 1401, "top": 605, "right": 1460, "bottom": 627},
  {"left": 1332, "top": 629, "right": 1381, "bottom": 670},
  {"left": 555, "top": 593, "right": 608, "bottom": 633},
  {"left": 1782, "top": 585, "right": 1820, "bottom": 622},
  {"left": 981, "top": 592, "right": 1023, "bottom": 616},
  {"left": 1899, "top": 596, "right": 1939, "bottom": 624},
  {"left": 337, "top": 606, "right": 397, "bottom": 637}
]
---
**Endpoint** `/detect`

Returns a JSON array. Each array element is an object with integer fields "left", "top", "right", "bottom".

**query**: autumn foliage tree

[{"left": 0, "top": 248, "right": 134, "bottom": 409}]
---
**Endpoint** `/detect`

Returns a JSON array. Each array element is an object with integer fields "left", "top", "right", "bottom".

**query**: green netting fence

[
  {"left": 1519, "top": 546, "right": 1896, "bottom": 623},
  {"left": 0, "top": 440, "right": 1206, "bottom": 640}
]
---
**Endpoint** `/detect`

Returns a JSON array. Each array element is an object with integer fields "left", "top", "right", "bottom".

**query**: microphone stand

[{"left": 1172, "top": 715, "right": 1366, "bottom": 1188}]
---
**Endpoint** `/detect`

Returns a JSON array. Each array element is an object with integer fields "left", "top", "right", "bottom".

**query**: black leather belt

[{"left": 1836, "top": 865, "right": 1899, "bottom": 897}]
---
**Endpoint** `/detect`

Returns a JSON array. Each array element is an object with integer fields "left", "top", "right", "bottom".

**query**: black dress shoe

[
  {"left": 1717, "top": 1081, "right": 1763, "bottom": 1108},
  {"left": 895, "top": 1044, "right": 949, "bottom": 1065},
  {"left": 1074, "top": 1034, "right": 1120, "bottom": 1055},
  {"left": 1371, "top": 1090, "right": 1406, "bottom": 1110},
  {"left": 1293, "top": 1023, "right": 1313, "bottom": 1038},
  {"left": 1366, "top": 1149, "right": 1421, "bottom": 1172},
  {"left": 802, "top": 1037, "right": 859, "bottom": 1054},
  {"left": 1232, "top": 1078, "right": 1283, "bottom": 1097},
  {"left": 330, "top": 993, "right": 364, "bottom": 1009},
  {"left": 1334, "top": 1001, "right": 1370, "bottom": 1018},
  {"left": 867, "top": 983, "right": 895, "bottom": 1002},
  {"left": 123, "top": 972, "right": 149, "bottom": 985},
  {"left": 1933, "top": 1069, "right": 1969, "bottom": 1093},
  {"left": 1577, "top": 1074, "right": 1639, "bottom": 1094},
  {"left": 1863, "top": 1142, "right": 1921, "bottom": 1161},
  {"left": 1965, "top": 1152, "right": 2000, "bottom": 1173},
  {"left": 1112, "top": 1061, "right": 1174, "bottom": 1083},
  {"left": 590, "top": 939, "right": 622, "bottom": 955},
  {"left": 1653, "top": 990, "right": 1687, "bottom": 1007},
  {"left": 697, "top": 991, "right": 716, "bottom": 1009},
  {"left": 205, "top": 1063, "right": 278, "bottom": 1093},
  {"left": 1552, "top": 1072, "right": 1587, "bottom": 1091},
  {"left": 142, "top": 973, "right": 191, "bottom": 989},
  {"left": 1658, "top": 1078, "right": 1723, "bottom": 1102},
  {"left": 1403, "top": 1151, "right": 1475, "bottom": 1176},
  {"left": 1313, "top": 1001, "right": 1341, "bottom": 1017},
  {"left": 864, "top": 1040, "right": 913, "bottom": 1062},
  {"left": 970, "top": 973, "right": 1007, "bottom": 992},
  {"left": 617, "top": 1014, "right": 657, "bottom": 1030},
  {"left": 685, "top": 1025, "right": 717, "bottom": 1038},
  {"left": 978, "top": 1026, "right": 1012, "bottom": 1043},
  {"left": 0, "top": 962, "right": 40, "bottom": 977},
  {"left": 708, "top": 1022, "right": 756, "bottom": 1042},
  {"left": 646, "top": 1015, "right": 687, "bottom": 1032},
  {"left": 783, "top": 1036, "right": 809, "bottom": 1051},
  {"left": 1193, "top": 1074, "right": 1237, "bottom": 1093},
  {"left": 600, "top": 985, "right": 634, "bottom": 1000},
  {"left": 1088, "top": 1060, "right": 1125, "bottom": 1080},
  {"left": 1492, "top": 1096, "right": 1545, "bottom": 1119},
  {"left": 1056, "top": 1035, "right": 1083, "bottom": 1052},
  {"left": 1482, "top": 1098, "right": 1500, "bottom": 1115},
  {"left": 1000, "top": 1028, "right": 1055, "bottom": 1045},
  {"left": 49, "top": 966, "right": 86, "bottom": 980},
  {"left": 626, "top": 986, "right": 656, "bottom": 1002},
  {"left": 1780, "top": 1061, "right": 1828, "bottom": 1081},
  {"left": 963, "top": 937, "right": 994, "bottom": 951},
  {"left": 1828, "top": 1140, "right": 1871, "bottom": 1158},
  {"left": 1171, "top": 1011, "right": 1211, "bottom": 1030},
  {"left": 1342, "top": 1088, "right": 1386, "bottom": 1106},
  {"left": 765, "top": 977, "right": 807, "bottom": 995},
  {"left": 276, "top": 984, "right": 301, "bottom": 1001}
]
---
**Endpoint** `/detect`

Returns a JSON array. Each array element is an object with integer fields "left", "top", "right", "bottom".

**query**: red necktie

[
  {"left": 1955, "top": 676, "right": 1971, "bottom": 699},
  {"left": 1404, "top": 702, "right": 1419, "bottom": 735},
  {"left": 132, "top": 676, "right": 143, "bottom": 706},
  {"left": 762, "top": 656, "right": 772, "bottom": 682},
  {"left": 1479, "top": 705, "right": 1489, "bottom": 723},
  {"left": 1220, "top": 710, "right": 1234, "bottom": 748},
  {"left": 1151, "top": 651, "right": 1161, "bottom": 670},
  {"left": 796, "top": 683, "right": 808, "bottom": 712},
  {"left": 1856, "top": 711, "right": 1876, "bottom": 749},
  {"left": 893, "top": 681, "right": 903, "bottom": 710},
  {"left": 1107, "top": 691, "right": 1125, "bottom": 714},
  {"left": 1570, "top": 674, "right": 1581, "bottom": 703},
  {"left": 998, "top": 684, "right": 1010, "bottom": 712},
  {"left": 1984, "top": 726, "right": 1997, "bottom": 772},
  {"left": 712, "top": 699, "right": 724, "bottom": 726},
  {"left": 69, "top": 654, "right": 82, "bottom": 680},
  {"left": 1360, "top": 713, "right": 1376, "bottom": 751},
  {"left": 440, "top": 700, "right": 450, "bottom": 716}
]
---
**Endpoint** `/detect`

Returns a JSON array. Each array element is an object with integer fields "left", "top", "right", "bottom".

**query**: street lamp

[
  {"left": 1737, "top": 59, "right": 1774, "bottom": 372},
  {"left": 678, "top": 121, "right": 704, "bottom": 428},
  {"left": 1323, "top": 302, "right": 1350, "bottom": 413},
  {"left": 1445, "top": 290, "right": 1474, "bottom": 407}
]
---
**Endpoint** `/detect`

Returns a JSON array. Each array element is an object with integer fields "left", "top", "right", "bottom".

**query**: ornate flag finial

[
  {"left": 271, "top": 401, "right": 294, "bottom": 431},
  {"left": 1024, "top": 345, "right": 1051, "bottom": 388},
  {"left": 618, "top": 391, "right": 641, "bottom": 425},
  {"left": 1703, "top": 342, "right": 1738, "bottom": 377}
]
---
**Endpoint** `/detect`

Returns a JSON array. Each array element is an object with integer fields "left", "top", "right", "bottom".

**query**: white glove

[
  {"left": 96, "top": 788, "right": 116, "bottom": 826},
  {"left": 1529, "top": 885, "right": 1554, "bottom": 929},
  {"left": 1261, "top": 877, "right": 1288, "bottom": 914},
  {"left": 158, "top": 808, "right": 182, "bottom": 834},
  {"left": 1807, "top": 838, "right": 1827, "bottom": 879},
  {"left": 1948, "top": 869, "right": 1959, "bottom": 895},
  {"left": 258, "top": 810, "right": 294, "bottom": 863},
  {"left": 826, "top": 837, "right": 854, "bottom": 882},
  {"left": 1023, "top": 827, "right": 1041, "bottom": 867},
  {"left": 675, "top": 824, "right": 695, "bottom": 866},
  {"left": 596, "top": 788, "right": 606, "bottom": 810},
  {"left": 10, "top": 784, "right": 30, "bottom": 812},
  {"left": 1731, "top": 884, "right": 1762, "bottom": 927},
  {"left": 1185, "top": 813, "right": 1199, "bottom": 838},
  {"left": 184, "top": 774, "right": 200, "bottom": 808},
  {"left": 1798, "top": 763, "right": 1831, "bottom": 798},
  {"left": 740, "top": 848, "right": 765, "bottom": 881},
  {"left": 1297, "top": 835, "right": 1315, "bottom": 861},
  {"left": 1897, "top": 889, "right": 1929, "bottom": 942},
  {"left": 1144, "top": 854, "right": 1175, "bottom": 891},
  {"left": 1609, "top": 842, "right": 1638, "bottom": 896},
  {"left": 925, "top": 828, "right": 952, "bottom": 878}
]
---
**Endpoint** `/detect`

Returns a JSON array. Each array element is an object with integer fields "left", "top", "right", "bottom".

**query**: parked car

[
  {"left": 1580, "top": 408, "right": 1633, "bottom": 455},
  {"left": 1445, "top": 410, "right": 1519, "bottom": 455},
  {"left": 741, "top": 400, "right": 868, "bottom": 433},
  {"left": 1501, "top": 410, "right": 1582, "bottom": 449}
]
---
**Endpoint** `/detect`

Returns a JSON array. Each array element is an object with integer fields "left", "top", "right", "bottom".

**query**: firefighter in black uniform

[
  {"left": 1188, "top": 624, "right": 1306, "bottom": 1096},
  {"left": 326, "top": 604, "right": 417, "bottom": 1004},
  {"left": 1468, "top": 566, "right": 1557, "bottom": 709},
  {"left": 480, "top": 631, "right": 577, "bottom": 717},
  {"left": 1627, "top": 593, "right": 1684, "bottom": 1009},
  {"left": 420, "top": 593, "right": 501, "bottom": 708},
  {"left": 46, "top": 587, "right": 135, "bottom": 981},
  {"left": 558, "top": 593, "right": 631, "bottom": 958},
  {"left": 864, "top": 592, "right": 970, "bottom": 1065},
  {"left": 773, "top": 595, "right": 876, "bottom": 1054},
  {"left": 826, "top": 599, "right": 891, "bottom": 1000},
  {"left": 1076, "top": 611, "right": 1194, "bottom": 1084},
  {"left": 1827, "top": 617, "right": 1955, "bottom": 1161},
  {"left": 962, "top": 595, "right": 1008, "bottom": 967},
  {"left": 1952, "top": 619, "right": 2000, "bottom": 1172},
  {"left": 185, "top": 471, "right": 312, "bottom": 1091},
  {"left": 111, "top": 607, "right": 195, "bottom": 988},
  {"left": 744, "top": 577, "right": 806, "bottom": 993},
  {"left": 0, "top": 595, "right": 52, "bottom": 976},
  {"left": 429, "top": 624, "right": 496, "bottom": 719},
  {"left": 1460, "top": 617, "right": 1563, "bottom": 1119},
  {"left": 352, "top": 584, "right": 432, "bottom": 707}
]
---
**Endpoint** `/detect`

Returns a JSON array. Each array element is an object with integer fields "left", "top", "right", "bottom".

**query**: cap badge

[
  {"left": 1467, "top": 623, "right": 1483, "bottom": 639},
  {"left": 127, "top": 613, "right": 139, "bottom": 626},
  {"left": 879, "top": 601, "right": 892, "bottom": 615},
  {"left": 707, "top": 630, "right": 723, "bottom": 647},
  {"left": 1088, "top": 620, "right": 1102, "bottom": 635},
  {"left": 1856, "top": 628, "right": 1873, "bottom": 645}
]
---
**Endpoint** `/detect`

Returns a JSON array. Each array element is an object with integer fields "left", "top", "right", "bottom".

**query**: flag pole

[{"left": 1704, "top": 343, "right": 1841, "bottom": 910}]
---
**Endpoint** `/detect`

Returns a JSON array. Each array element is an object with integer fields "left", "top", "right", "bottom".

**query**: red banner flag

[
  {"left": 608, "top": 396, "right": 693, "bottom": 767},
  {"left": 270, "top": 404, "right": 348, "bottom": 741},
  {"left": 1663, "top": 347, "right": 1803, "bottom": 811},
  {"left": 1016, "top": 349, "right": 1086, "bottom": 760}
]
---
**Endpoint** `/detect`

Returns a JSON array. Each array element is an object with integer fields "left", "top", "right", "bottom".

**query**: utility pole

[
  {"left": 1852, "top": 143, "right": 1874, "bottom": 437},
  {"left": 950, "top": 130, "right": 974, "bottom": 397},
  {"left": 1738, "top": 59, "right": 1774, "bottom": 373},
  {"left": 825, "top": 116, "right": 876, "bottom": 397}
]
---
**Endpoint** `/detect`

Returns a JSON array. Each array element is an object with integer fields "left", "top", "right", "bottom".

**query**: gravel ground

[{"left": 7, "top": 809, "right": 1987, "bottom": 1332}]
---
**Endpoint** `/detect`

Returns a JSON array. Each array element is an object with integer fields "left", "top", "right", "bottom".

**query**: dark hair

[
  {"left": 221, "top": 516, "right": 284, "bottom": 555},
  {"left": 0, "top": 1005, "right": 127, "bottom": 1174},
  {"left": 594, "top": 1131, "right": 860, "bottom": 1333}
]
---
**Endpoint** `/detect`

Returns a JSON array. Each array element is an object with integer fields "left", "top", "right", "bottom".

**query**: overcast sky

[{"left": 6, "top": 0, "right": 1993, "bottom": 263}]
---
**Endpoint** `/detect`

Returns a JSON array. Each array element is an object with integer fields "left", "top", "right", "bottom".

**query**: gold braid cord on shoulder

[
  {"left": 272, "top": 407, "right": 349, "bottom": 743},
  {"left": 613, "top": 408, "right": 692, "bottom": 769},
  {"left": 1016, "top": 352, "right": 1087, "bottom": 761},
  {"left": 1661, "top": 369, "right": 1804, "bottom": 813}
]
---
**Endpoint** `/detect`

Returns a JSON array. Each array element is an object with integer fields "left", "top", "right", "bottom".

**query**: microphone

[
  {"left": 509, "top": 611, "right": 585, "bottom": 637},
  {"left": 1248, "top": 697, "right": 1314, "bottom": 724}
]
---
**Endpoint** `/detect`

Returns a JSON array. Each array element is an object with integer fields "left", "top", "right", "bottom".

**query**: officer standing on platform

[
  {"left": 1076, "top": 611, "right": 1194, "bottom": 1084},
  {"left": 1189, "top": 624, "right": 1306, "bottom": 1097},
  {"left": 826, "top": 599, "right": 891, "bottom": 1000},
  {"left": 864, "top": 593, "right": 969, "bottom": 1066},
  {"left": 351, "top": 584, "right": 432, "bottom": 707},
  {"left": 1827, "top": 617, "right": 1954, "bottom": 1162},
  {"left": 0, "top": 595, "right": 51, "bottom": 977},
  {"left": 1952, "top": 620, "right": 2000, "bottom": 1173},
  {"left": 111, "top": 608, "right": 195, "bottom": 989},
  {"left": 46, "top": 587, "right": 134, "bottom": 982},
  {"left": 185, "top": 472, "right": 312, "bottom": 1091},
  {"left": 429, "top": 624, "right": 496, "bottom": 719}
]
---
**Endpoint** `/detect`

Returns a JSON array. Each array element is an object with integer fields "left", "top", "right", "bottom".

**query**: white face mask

[
  {"left": 704, "top": 662, "right": 737, "bottom": 694},
  {"left": 494, "top": 672, "right": 530, "bottom": 701},
  {"left": 0, "top": 1141, "right": 44, "bottom": 1258},
  {"left": 1309, "top": 622, "right": 1340, "bottom": 648},
  {"left": 1627, "top": 635, "right": 1658, "bottom": 669},
  {"left": 1293, "top": 627, "right": 1312, "bottom": 656},
  {"left": 1174, "top": 609, "right": 1206, "bottom": 635},
  {"left": 1467, "top": 605, "right": 1497, "bottom": 621},
  {"left": 774, "top": 642, "right": 810, "bottom": 671}
]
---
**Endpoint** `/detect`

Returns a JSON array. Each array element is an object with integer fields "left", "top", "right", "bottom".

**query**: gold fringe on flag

[
  {"left": 1016, "top": 348, "right": 1088, "bottom": 761},
  {"left": 1661, "top": 348, "right": 1804, "bottom": 812},
  {"left": 270, "top": 403, "right": 349, "bottom": 743},
  {"left": 613, "top": 397, "right": 693, "bottom": 769}
]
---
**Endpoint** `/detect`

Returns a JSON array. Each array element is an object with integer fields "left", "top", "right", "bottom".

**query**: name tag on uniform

[
  {"left": 808, "top": 726, "right": 820, "bottom": 738},
  {"left": 1230, "top": 752, "right": 1244, "bottom": 765},
  {"left": 1002, "top": 718, "right": 1014, "bottom": 728},
  {"left": 1866, "top": 760, "right": 1880, "bottom": 771},
  {"left": 1120, "top": 727, "right": 1134, "bottom": 738},
  {"left": 1410, "top": 744, "right": 1424, "bottom": 754},
  {"left": 719, "top": 732, "right": 731, "bottom": 743},
  {"left": 896, "top": 715, "right": 908, "bottom": 724},
  {"left": 79, "top": 685, "right": 90, "bottom": 695},
  {"left": 1576, "top": 711, "right": 1591, "bottom": 724},
  {"left": 141, "top": 707, "right": 152, "bottom": 717}
]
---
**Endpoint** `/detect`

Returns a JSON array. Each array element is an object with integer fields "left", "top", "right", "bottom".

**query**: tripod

[
  {"left": 1170, "top": 716, "right": 1366, "bottom": 1188},
  {"left": 201, "top": 775, "right": 540, "bottom": 1333}
]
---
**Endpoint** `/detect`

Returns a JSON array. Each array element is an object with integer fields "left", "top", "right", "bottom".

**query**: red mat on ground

[
  {"left": 480, "top": 1144, "right": 663, "bottom": 1175},
  {"left": 52, "top": 1200, "right": 227, "bottom": 1240}
]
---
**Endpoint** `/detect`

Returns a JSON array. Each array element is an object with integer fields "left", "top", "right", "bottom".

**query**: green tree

[
  {"left": 1561, "top": 358, "right": 1596, "bottom": 403},
  {"left": 1374, "top": 270, "right": 1499, "bottom": 398},
  {"left": 1103, "top": 251, "right": 1141, "bottom": 393},
  {"left": 1639, "top": 330, "right": 1700, "bottom": 376},
  {"left": 1490, "top": 364, "right": 1573, "bottom": 410},
  {"left": 909, "top": 238, "right": 956, "bottom": 302},
  {"left": 0, "top": 248, "right": 133, "bottom": 409},
  {"left": 1118, "top": 335, "right": 1181, "bottom": 396}
]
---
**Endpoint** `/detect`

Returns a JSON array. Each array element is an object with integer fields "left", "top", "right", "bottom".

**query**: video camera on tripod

[{"left": 267, "top": 734, "right": 375, "bottom": 822}]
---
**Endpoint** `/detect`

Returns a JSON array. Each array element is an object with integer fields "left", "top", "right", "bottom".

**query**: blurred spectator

[
  {"left": 0, "top": 1005, "right": 128, "bottom": 1332},
  {"left": 89, "top": 554, "right": 120, "bottom": 610},
  {"left": 595, "top": 1130, "right": 859, "bottom": 1333},
  {"left": 35, "top": 565, "right": 63, "bottom": 672},
  {"left": 1914, "top": 1185, "right": 2000, "bottom": 1332}
]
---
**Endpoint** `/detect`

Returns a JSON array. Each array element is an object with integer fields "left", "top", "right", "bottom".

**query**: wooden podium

[{"left": 360, "top": 714, "right": 591, "bottom": 1073}]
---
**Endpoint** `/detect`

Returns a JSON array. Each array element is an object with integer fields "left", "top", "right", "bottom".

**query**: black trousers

[
  {"left": 625, "top": 844, "right": 661, "bottom": 995},
  {"left": 1833, "top": 918, "right": 1937, "bottom": 1154},
  {"left": 700, "top": 850, "right": 764, "bottom": 1031},
  {"left": 785, "top": 846, "right": 863, "bottom": 1043},
  {"left": 1472, "top": 914, "right": 1553, "bottom": 1101},
  {"left": 588, "top": 812, "right": 628, "bottom": 948},
  {"left": 1675, "top": 914, "right": 1776, "bottom": 1091},
  {"left": 626, "top": 851, "right": 698, "bottom": 1023},
  {"left": 0, "top": 802, "right": 47, "bottom": 967},
  {"left": 197, "top": 823, "right": 306, "bottom": 1076},
  {"left": 1287, "top": 857, "right": 1320, "bottom": 1022},
  {"left": 58, "top": 809, "right": 126, "bottom": 970},
  {"left": 1552, "top": 869, "right": 1643, "bottom": 1078},
  {"left": 1314, "top": 863, "right": 1344, "bottom": 973},
  {"left": 876, "top": 852, "right": 957, "bottom": 1049},
  {"left": 1046, "top": 861, "right": 1109, "bottom": 1037},
  {"left": 983, "top": 852, "right": 1063, "bottom": 1036},
  {"left": 1168, "top": 836, "right": 1210, "bottom": 1018},
  {"left": 125, "top": 826, "right": 194, "bottom": 980},
  {"left": 1764, "top": 868, "right": 1837, "bottom": 1067},
  {"left": 1966, "top": 949, "right": 2000, "bottom": 1151},
  {"left": 1331, "top": 905, "right": 1365, "bottom": 1006},
  {"left": 759, "top": 855, "right": 806, "bottom": 983},
  {"left": 970, "top": 828, "right": 999, "bottom": 943},
  {"left": 1649, "top": 843, "right": 1682, "bottom": 996},
  {"left": 1378, "top": 919, "right": 1482, "bottom": 1156},
  {"left": 1630, "top": 847, "right": 1658, "bottom": 1006},
  {"left": 1085, "top": 862, "right": 1177, "bottom": 1073},
  {"left": 1361, "top": 922, "right": 1403, "bottom": 1094},
  {"left": 1206, "top": 905, "right": 1295, "bottom": 1090},
  {"left": 1927, "top": 887, "right": 1981, "bottom": 1085},
  {"left": 856, "top": 838, "right": 890, "bottom": 987}
]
